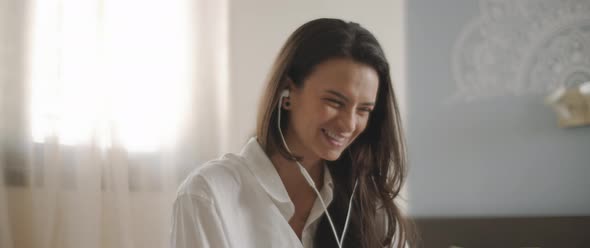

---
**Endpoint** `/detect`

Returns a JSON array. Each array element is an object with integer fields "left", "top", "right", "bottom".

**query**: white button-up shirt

[{"left": 170, "top": 137, "right": 335, "bottom": 248}]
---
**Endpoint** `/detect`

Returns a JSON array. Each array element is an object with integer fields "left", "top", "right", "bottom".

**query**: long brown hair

[{"left": 256, "top": 18, "right": 416, "bottom": 248}]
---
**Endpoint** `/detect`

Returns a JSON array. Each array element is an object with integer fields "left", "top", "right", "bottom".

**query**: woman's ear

[
  {"left": 280, "top": 77, "right": 293, "bottom": 110},
  {"left": 285, "top": 77, "right": 297, "bottom": 93},
  {"left": 281, "top": 77, "right": 298, "bottom": 110}
]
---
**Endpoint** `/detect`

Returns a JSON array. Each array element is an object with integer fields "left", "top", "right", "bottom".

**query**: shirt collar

[{"left": 240, "top": 137, "right": 334, "bottom": 204}]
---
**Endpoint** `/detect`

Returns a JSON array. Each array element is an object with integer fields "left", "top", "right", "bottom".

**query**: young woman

[{"left": 171, "top": 18, "right": 415, "bottom": 248}]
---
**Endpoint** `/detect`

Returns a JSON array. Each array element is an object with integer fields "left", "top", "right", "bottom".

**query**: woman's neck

[
  {"left": 272, "top": 129, "right": 325, "bottom": 191},
  {"left": 270, "top": 151, "right": 324, "bottom": 194}
]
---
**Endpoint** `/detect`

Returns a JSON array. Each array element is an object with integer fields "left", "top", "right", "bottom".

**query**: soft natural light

[{"left": 29, "top": 0, "right": 192, "bottom": 152}]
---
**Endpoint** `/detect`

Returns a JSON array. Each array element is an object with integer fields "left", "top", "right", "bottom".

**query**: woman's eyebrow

[{"left": 325, "top": 89, "right": 375, "bottom": 106}]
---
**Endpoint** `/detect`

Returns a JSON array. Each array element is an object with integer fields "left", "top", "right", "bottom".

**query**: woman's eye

[
  {"left": 357, "top": 108, "right": 373, "bottom": 116},
  {"left": 324, "top": 99, "right": 343, "bottom": 108}
]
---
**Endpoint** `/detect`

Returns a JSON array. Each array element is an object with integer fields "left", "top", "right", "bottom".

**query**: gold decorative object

[{"left": 546, "top": 82, "right": 590, "bottom": 128}]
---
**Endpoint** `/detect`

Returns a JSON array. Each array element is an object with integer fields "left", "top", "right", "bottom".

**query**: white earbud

[
  {"left": 280, "top": 89, "right": 290, "bottom": 98},
  {"left": 276, "top": 88, "right": 357, "bottom": 248}
]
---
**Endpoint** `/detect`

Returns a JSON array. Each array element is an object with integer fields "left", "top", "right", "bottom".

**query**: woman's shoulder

[{"left": 175, "top": 152, "right": 249, "bottom": 200}]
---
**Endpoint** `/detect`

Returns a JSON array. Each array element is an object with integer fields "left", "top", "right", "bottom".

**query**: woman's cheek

[
  {"left": 357, "top": 118, "right": 369, "bottom": 134},
  {"left": 321, "top": 105, "right": 339, "bottom": 117}
]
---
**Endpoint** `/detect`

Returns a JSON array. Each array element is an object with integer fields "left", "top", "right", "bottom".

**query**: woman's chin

[{"left": 320, "top": 150, "right": 343, "bottom": 161}]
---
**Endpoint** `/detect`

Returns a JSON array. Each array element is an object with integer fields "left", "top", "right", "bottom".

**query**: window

[{"left": 29, "top": 0, "right": 192, "bottom": 152}]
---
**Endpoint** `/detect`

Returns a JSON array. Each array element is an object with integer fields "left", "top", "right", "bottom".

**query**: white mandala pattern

[{"left": 451, "top": 0, "right": 590, "bottom": 102}]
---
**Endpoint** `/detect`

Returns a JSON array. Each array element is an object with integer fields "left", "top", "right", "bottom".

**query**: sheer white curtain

[{"left": 0, "top": 0, "right": 228, "bottom": 247}]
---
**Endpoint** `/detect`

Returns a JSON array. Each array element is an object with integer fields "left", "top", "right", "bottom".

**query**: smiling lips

[{"left": 321, "top": 128, "right": 349, "bottom": 147}]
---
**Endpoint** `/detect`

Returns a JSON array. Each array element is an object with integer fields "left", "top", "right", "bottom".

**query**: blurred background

[{"left": 1, "top": 0, "right": 589, "bottom": 247}]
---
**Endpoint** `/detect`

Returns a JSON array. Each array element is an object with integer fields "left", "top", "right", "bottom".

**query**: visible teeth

[{"left": 324, "top": 129, "right": 344, "bottom": 141}]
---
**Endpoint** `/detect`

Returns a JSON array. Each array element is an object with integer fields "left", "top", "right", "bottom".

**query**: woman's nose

[{"left": 337, "top": 109, "right": 356, "bottom": 133}]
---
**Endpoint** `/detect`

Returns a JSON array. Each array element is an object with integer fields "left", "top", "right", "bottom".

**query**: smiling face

[{"left": 284, "top": 58, "right": 379, "bottom": 162}]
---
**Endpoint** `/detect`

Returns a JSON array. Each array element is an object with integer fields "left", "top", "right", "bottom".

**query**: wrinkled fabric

[{"left": 170, "top": 137, "right": 334, "bottom": 248}]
